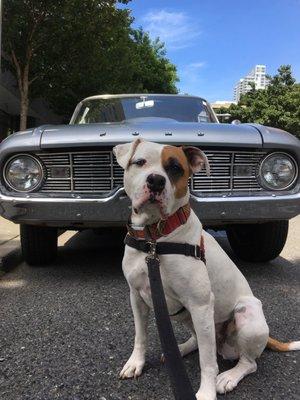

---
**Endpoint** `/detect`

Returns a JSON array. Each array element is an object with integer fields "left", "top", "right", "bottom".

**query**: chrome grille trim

[
  {"left": 37, "top": 150, "right": 267, "bottom": 195},
  {"left": 191, "top": 151, "right": 266, "bottom": 193}
]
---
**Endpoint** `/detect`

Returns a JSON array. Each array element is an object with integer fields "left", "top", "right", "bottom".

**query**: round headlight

[
  {"left": 4, "top": 155, "right": 44, "bottom": 192},
  {"left": 259, "top": 152, "right": 298, "bottom": 190}
]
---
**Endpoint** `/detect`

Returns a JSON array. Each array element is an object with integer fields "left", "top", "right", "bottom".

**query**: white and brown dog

[{"left": 113, "top": 139, "right": 299, "bottom": 400}]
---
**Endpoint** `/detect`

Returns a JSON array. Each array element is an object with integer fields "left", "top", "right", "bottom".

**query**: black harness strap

[{"left": 124, "top": 234, "right": 206, "bottom": 261}]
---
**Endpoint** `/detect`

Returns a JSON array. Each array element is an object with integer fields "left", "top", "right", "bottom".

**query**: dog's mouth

[
  {"left": 133, "top": 192, "right": 161, "bottom": 211},
  {"left": 149, "top": 192, "right": 160, "bottom": 204},
  {"left": 133, "top": 191, "right": 167, "bottom": 219}
]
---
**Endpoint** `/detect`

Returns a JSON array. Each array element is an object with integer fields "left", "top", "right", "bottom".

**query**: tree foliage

[
  {"left": 223, "top": 66, "right": 300, "bottom": 138},
  {"left": 2, "top": 0, "right": 178, "bottom": 129}
]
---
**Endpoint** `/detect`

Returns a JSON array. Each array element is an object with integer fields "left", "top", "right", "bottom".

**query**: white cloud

[
  {"left": 187, "top": 62, "right": 206, "bottom": 69},
  {"left": 178, "top": 62, "right": 206, "bottom": 95},
  {"left": 180, "top": 61, "right": 206, "bottom": 79},
  {"left": 141, "top": 10, "right": 201, "bottom": 50}
]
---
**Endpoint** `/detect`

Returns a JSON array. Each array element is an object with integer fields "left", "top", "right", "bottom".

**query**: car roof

[{"left": 82, "top": 93, "right": 206, "bottom": 102}]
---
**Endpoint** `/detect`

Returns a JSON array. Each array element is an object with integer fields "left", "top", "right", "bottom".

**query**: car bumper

[{"left": 0, "top": 188, "right": 299, "bottom": 227}]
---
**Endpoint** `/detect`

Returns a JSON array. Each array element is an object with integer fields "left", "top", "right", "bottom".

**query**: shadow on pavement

[{"left": 55, "top": 228, "right": 126, "bottom": 275}]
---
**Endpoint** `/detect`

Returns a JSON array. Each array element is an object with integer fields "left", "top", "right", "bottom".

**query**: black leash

[{"left": 145, "top": 241, "right": 196, "bottom": 400}]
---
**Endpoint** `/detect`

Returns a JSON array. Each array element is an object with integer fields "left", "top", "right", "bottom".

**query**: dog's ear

[
  {"left": 113, "top": 138, "right": 143, "bottom": 169},
  {"left": 182, "top": 146, "right": 210, "bottom": 176}
]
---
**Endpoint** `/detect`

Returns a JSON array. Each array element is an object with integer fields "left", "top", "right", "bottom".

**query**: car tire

[
  {"left": 20, "top": 225, "right": 58, "bottom": 266},
  {"left": 226, "top": 220, "right": 289, "bottom": 262}
]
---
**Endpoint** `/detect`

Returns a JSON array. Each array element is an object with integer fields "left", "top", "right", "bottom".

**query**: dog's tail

[{"left": 267, "top": 336, "right": 300, "bottom": 352}]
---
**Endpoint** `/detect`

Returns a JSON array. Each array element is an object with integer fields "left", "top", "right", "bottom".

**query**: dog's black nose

[{"left": 146, "top": 174, "right": 166, "bottom": 193}]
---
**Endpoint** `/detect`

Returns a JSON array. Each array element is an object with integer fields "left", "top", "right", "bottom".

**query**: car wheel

[
  {"left": 20, "top": 225, "right": 58, "bottom": 266},
  {"left": 226, "top": 221, "right": 289, "bottom": 262}
]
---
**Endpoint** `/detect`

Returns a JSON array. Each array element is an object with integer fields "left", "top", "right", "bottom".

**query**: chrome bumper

[{"left": 0, "top": 188, "right": 299, "bottom": 227}]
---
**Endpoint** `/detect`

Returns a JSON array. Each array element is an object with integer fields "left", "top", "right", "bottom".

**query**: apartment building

[{"left": 234, "top": 65, "right": 267, "bottom": 102}]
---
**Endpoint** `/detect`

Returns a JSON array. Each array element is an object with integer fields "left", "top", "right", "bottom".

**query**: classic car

[{"left": 0, "top": 94, "right": 299, "bottom": 265}]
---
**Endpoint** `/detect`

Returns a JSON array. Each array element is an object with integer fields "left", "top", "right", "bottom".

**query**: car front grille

[
  {"left": 191, "top": 151, "right": 266, "bottom": 193},
  {"left": 37, "top": 150, "right": 266, "bottom": 195}
]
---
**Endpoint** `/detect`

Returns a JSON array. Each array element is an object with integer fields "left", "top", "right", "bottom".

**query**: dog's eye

[
  {"left": 170, "top": 164, "right": 182, "bottom": 173},
  {"left": 165, "top": 158, "right": 184, "bottom": 177},
  {"left": 132, "top": 158, "right": 146, "bottom": 167}
]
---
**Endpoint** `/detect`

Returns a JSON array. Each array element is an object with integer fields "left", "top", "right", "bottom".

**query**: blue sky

[{"left": 124, "top": 0, "right": 300, "bottom": 102}]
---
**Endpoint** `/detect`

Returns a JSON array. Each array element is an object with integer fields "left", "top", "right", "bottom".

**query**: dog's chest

[
  {"left": 126, "top": 262, "right": 151, "bottom": 300},
  {"left": 123, "top": 253, "right": 182, "bottom": 313}
]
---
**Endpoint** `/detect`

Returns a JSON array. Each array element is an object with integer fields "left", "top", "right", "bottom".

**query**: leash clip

[
  {"left": 146, "top": 240, "right": 160, "bottom": 263},
  {"left": 148, "top": 240, "right": 157, "bottom": 257}
]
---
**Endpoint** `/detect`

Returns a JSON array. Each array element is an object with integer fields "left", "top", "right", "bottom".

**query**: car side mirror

[{"left": 231, "top": 119, "right": 241, "bottom": 125}]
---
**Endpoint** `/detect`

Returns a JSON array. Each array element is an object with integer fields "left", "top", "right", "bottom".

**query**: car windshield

[{"left": 72, "top": 95, "right": 217, "bottom": 124}]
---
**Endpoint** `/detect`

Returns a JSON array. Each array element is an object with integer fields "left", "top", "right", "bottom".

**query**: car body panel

[
  {"left": 249, "top": 124, "right": 300, "bottom": 160},
  {"left": 39, "top": 120, "right": 263, "bottom": 149}
]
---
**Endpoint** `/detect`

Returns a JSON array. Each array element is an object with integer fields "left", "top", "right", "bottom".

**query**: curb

[{"left": 0, "top": 242, "right": 23, "bottom": 275}]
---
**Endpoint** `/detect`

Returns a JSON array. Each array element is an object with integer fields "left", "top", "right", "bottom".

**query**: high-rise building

[{"left": 234, "top": 65, "right": 267, "bottom": 102}]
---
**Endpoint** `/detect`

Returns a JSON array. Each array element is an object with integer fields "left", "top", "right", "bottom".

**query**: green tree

[
  {"left": 44, "top": 27, "right": 178, "bottom": 117},
  {"left": 224, "top": 65, "right": 300, "bottom": 138},
  {"left": 2, "top": 1, "right": 178, "bottom": 130},
  {"left": 128, "top": 28, "right": 178, "bottom": 94}
]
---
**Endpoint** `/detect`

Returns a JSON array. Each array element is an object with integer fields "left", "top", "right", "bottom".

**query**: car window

[{"left": 73, "top": 96, "right": 216, "bottom": 124}]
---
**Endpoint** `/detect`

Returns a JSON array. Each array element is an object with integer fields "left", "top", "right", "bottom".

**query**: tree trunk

[
  {"left": 19, "top": 92, "right": 29, "bottom": 131},
  {"left": 11, "top": 51, "right": 30, "bottom": 131},
  {"left": 19, "top": 61, "right": 30, "bottom": 131}
]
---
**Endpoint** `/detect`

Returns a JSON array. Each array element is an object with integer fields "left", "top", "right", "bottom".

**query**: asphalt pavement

[{"left": 0, "top": 219, "right": 299, "bottom": 400}]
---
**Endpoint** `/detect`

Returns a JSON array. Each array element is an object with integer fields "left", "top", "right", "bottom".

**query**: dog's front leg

[
  {"left": 120, "top": 287, "right": 150, "bottom": 379},
  {"left": 190, "top": 295, "right": 218, "bottom": 400}
]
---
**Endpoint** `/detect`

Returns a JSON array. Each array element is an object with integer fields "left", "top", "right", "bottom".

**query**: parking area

[{"left": 0, "top": 218, "right": 299, "bottom": 400}]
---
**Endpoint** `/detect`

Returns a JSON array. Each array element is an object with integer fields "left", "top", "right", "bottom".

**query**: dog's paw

[
  {"left": 216, "top": 362, "right": 257, "bottom": 394},
  {"left": 119, "top": 355, "right": 145, "bottom": 379},
  {"left": 216, "top": 370, "right": 239, "bottom": 394},
  {"left": 196, "top": 390, "right": 216, "bottom": 400}
]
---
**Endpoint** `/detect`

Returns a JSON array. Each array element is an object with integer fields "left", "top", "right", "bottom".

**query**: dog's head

[{"left": 113, "top": 139, "right": 209, "bottom": 226}]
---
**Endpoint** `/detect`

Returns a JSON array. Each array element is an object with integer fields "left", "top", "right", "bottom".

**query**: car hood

[{"left": 40, "top": 120, "right": 263, "bottom": 149}]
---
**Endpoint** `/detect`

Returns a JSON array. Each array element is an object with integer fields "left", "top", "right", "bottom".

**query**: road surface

[{"left": 0, "top": 218, "right": 299, "bottom": 400}]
